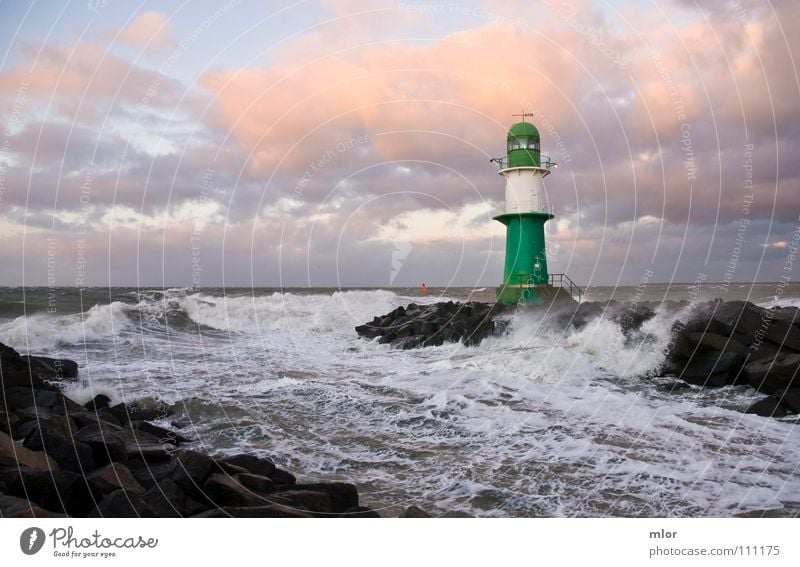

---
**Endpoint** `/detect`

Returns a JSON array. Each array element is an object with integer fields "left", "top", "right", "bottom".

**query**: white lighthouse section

[{"left": 500, "top": 167, "right": 550, "bottom": 214}]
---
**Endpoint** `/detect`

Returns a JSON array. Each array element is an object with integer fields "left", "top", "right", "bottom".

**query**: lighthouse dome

[
  {"left": 508, "top": 121, "right": 540, "bottom": 139},
  {"left": 506, "top": 121, "right": 541, "bottom": 167}
]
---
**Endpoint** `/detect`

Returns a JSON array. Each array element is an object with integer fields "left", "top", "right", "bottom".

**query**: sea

[{"left": 1, "top": 283, "right": 799, "bottom": 517}]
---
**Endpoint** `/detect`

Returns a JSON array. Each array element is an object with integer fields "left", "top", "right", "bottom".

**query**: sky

[{"left": 0, "top": 0, "right": 798, "bottom": 288}]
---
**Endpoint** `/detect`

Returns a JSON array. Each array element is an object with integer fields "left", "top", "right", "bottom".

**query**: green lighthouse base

[{"left": 496, "top": 284, "right": 577, "bottom": 306}]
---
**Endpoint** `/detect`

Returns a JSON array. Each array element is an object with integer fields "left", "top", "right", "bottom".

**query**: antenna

[{"left": 511, "top": 111, "right": 535, "bottom": 122}]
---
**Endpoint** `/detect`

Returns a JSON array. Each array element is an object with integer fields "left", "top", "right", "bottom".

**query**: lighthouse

[{"left": 493, "top": 114, "right": 580, "bottom": 305}]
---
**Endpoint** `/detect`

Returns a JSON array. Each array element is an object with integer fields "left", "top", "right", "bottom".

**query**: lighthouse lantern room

[{"left": 492, "top": 114, "right": 581, "bottom": 305}]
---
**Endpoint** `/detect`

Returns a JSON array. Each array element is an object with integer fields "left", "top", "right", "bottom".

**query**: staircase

[{"left": 548, "top": 273, "right": 583, "bottom": 302}]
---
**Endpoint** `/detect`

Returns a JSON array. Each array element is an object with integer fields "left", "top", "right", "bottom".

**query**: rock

[
  {"left": 777, "top": 389, "right": 800, "bottom": 413},
  {"left": 126, "top": 441, "right": 175, "bottom": 463},
  {"left": 203, "top": 472, "right": 265, "bottom": 507},
  {"left": 746, "top": 389, "right": 800, "bottom": 418},
  {"left": 108, "top": 401, "right": 173, "bottom": 426},
  {"left": 342, "top": 506, "right": 380, "bottom": 517},
  {"left": 354, "top": 324, "right": 383, "bottom": 339},
  {"left": 140, "top": 478, "right": 207, "bottom": 517},
  {"left": 23, "top": 418, "right": 94, "bottom": 473},
  {"left": 765, "top": 318, "right": 800, "bottom": 352},
  {"left": 169, "top": 450, "right": 216, "bottom": 501},
  {"left": 23, "top": 414, "right": 77, "bottom": 443},
  {"left": 73, "top": 423, "right": 128, "bottom": 465},
  {"left": 20, "top": 355, "right": 79, "bottom": 379},
  {"left": 400, "top": 505, "right": 431, "bottom": 518},
  {"left": 664, "top": 325, "right": 751, "bottom": 387},
  {"left": 691, "top": 301, "right": 766, "bottom": 341},
  {"left": 357, "top": 301, "right": 505, "bottom": 349},
  {"left": 270, "top": 467, "right": 296, "bottom": 486},
  {"left": 69, "top": 410, "right": 123, "bottom": 429},
  {"left": 1, "top": 386, "right": 81, "bottom": 413},
  {"left": 2, "top": 467, "right": 96, "bottom": 516},
  {"left": 236, "top": 472, "right": 275, "bottom": 494},
  {"left": 439, "top": 510, "right": 475, "bottom": 518},
  {"left": 746, "top": 397, "right": 787, "bottom": 418},
  {"left": 191, "top": 504, "right": 312, "bottom": 518},
  {"left": 0, "top": 430, "right": 60, "bottom": 471},
  {"left": 688, "top": 332, "right": 747, "bottom": 354},
  {"left": 220, "top": 454, "right": 278, "bottom": 480},
  {"left": 678, "top": 350, "right": 744, "bottom": 387},
  {"left": 0, "top": 410, "right": 20, "bottom": 436},
  {"left": 743, "top": 353, "right": 800, "bottom": 393},
  {"left": 274, "top": 482, "right": 358, "bottom": 514},
  {"left": 126, "top": 459, "right": 175, "bottom": 489},
  {"left": 132, "top": 421, "right": 191, "bottom": 445},
  {"left": 88, "top": 489, "right": 156, "bottom": 517},
  {"left": 0, "top": 344, "right": 46, "bottom": 390},
  {"left": 0, "top": 493, "right": 63, "bottom": 518},
  {"left": 270, "top": 489, "right": 335, "bottom": 515},
  {"left": 87, "top": 463, "right": 145, "bottom": 495},
  {"left": 84, "top": 394, "right": 111, "bottom": 412}
]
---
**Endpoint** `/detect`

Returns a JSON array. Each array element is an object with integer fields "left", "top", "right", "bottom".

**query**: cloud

[
  {"left": 115, "top": 12, "right": 175, "bottom": 53},
  {"left": 1, "top": 0, "right": 799, "bottom": 286}
]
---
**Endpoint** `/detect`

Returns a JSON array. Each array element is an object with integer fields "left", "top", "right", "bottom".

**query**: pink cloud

[{"left": 115, "top": 11, "right": 175, "bottom": 53}]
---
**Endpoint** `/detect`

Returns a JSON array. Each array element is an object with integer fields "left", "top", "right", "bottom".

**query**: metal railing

[
  {"left": 549, "top": 273, "right": 583, "bottom": 302},
  {"left": 489, "top": 155, "right": 558, "bottom": 170}
]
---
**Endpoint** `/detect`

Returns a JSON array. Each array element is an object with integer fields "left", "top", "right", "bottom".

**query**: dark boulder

[
  {"left": 88, "top": 489, "right": 156, "bottom": 518},
  {"left": 108, "top": 401, "right": 173, "bottom": 426},
  {"left": 73, "top": 423, "right": 128, "bottom": 465},
  {"left": 269, "top": 489, "right": 336, "bottom": 515},
  {"left": 777, "top": 389, "right": 800, "bottom": 413},
  {"left": 665, "top": 327, "right": 749, "bottom": 387},
  {"left": 400, "top": 505, "right": 431, "bottom": 518},
  {"left": 1, "top": 466, "right": 97, "bottom": 516},
  {"left": 0, "top": 493, "right": 63, "bottom": 518},
  {"left": 202, "top": 472, "right": 266, "bottom": 508},
  {"left": 0, "top": 430, "right": 60, "bottom": 471},
  {"left": 342, "top": 505, "right": 380, "bottom": 517},
  {"left": 84, "top": 394, "right": 111, "bottom": 412},
  {"left": 132, "top": 421, "right": 191, "bottom": 445},
  {"left": 23, "top": 418, "right": 94, "bottom": 473},
  {"left": 765, "top": 318, "right": 800, "bottom": 352},
  {"left": 745, "top": 388, "right": 800, "bottom": 418},
  {"left": 236, "top": 472, "right": 275, "bottom": 494},
  {"left": 356, "top": 301, "right": 506, "bottom": 349},
  {"left": 274, "top": 482, "right": 358, "bottom": 514},
  {"left": 168, "top": 449, "right": 216, "bottom": 501},
  {"left": 742, "top": 353, "right": 800, "bottom": 393},
  {"left": 20, "top": 355, "right": 79, "bottom": 380},
  {"left": 746, "top": 397, "right": 787, "bottom": 418},
  {"left": 191, "top": 504, "right": 312, "bottom": 518},
  {"left": 0, "top": 410, "right": 20, "bottom": 436},
  {"left": 87, "top": 463, "right": 145, "bottom": 495},
  {"left": 139, "top": 478, "right": 207, "bottom": 517},
  {"left": 126, "top": 459, "right": 175, "bottom": 490},
  {"left": 1, "top": 386, "right": 82, "bottom": 414},
  {"left": 270, "top": 467, "right": 297, "bottom": 486},
  {"left": 219, "top": 453, "right": 276, "bottom": 477}
]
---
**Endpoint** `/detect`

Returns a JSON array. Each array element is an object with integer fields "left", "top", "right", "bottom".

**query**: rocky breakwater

[
  {"left": 357, "top": 298, "right": 800, "bottom": 419},
  {"left": 661, "top": 300, "right": 800, "bottom": 417},
  {"left": 355, "top": 301, "right": 511, "bottom": 349},
  {"left": 1, "top": 341, "right": 425, "bottom": 518}
]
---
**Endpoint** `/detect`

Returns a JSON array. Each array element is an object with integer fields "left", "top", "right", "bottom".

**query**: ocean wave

[
  {"left": 178, "top": 289, "right": 435, "bottom": 334},
  {"left": 0, "top": 301, "right": 133, "bottom": 351}
]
